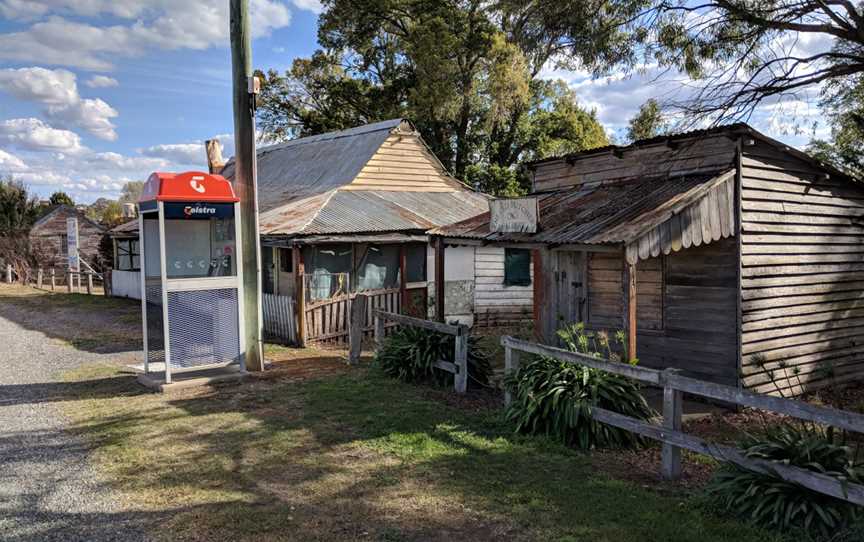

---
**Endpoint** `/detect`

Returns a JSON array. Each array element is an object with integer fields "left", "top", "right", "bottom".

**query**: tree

[
  {"left": 0, "top": 176, "right": 40, "bottom": 235},
  {"left": 49, "top": 191, "right": 74, "bottom": 207},
  {"left": 257, "top": 0, "right": 608, "bottom": 194},
  {"left": 514, "top": 1, "right": 864, "bottom": 126},
  {"left": 626, "top": 99, "right": 667, "bottom": 142},
  {"left": 807, "top": 82, "right": 864, "bottom": 179},
  {"left": 118, "top": 181, "right": 144, "bottom": 204}
]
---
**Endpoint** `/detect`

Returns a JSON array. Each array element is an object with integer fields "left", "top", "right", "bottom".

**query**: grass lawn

[{"left": 59, "top": 358, "right": 780, "bottom": 542}]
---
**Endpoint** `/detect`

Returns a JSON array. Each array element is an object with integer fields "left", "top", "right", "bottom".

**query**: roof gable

[{"left": 31, "top": 205, "right": 105, "bottom": 233}]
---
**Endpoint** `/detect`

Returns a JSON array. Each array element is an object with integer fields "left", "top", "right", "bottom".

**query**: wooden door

[{"left": 553, "top": 251, "right": 584, "bottom": 328}]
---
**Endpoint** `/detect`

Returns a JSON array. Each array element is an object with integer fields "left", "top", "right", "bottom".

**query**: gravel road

[{"left": 0, "top": 303, "right": 153, "bottom": 541}]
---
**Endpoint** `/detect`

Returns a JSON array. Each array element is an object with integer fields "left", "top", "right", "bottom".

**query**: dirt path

[{"left": 0, "top": 297, "right": 152, "bottom": 541}]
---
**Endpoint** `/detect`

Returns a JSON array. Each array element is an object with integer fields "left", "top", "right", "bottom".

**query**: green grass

[{"left": 58, "top": 362, "right": 780, "bottom": 542}]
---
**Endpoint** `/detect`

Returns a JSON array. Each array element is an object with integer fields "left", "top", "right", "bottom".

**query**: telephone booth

[{"left": 138, "top": 171, "right": 245, "bottom": 384}]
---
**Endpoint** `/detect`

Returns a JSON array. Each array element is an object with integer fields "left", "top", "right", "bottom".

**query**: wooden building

[
  {"left": 433, "top": 123, "right": 864, "bottom": 395},
  {"left": 29, "top": 205, "right": 105, "bottom": 270},
  {"left": 219, "top": 119, "right": 492, "bottom": 344}
]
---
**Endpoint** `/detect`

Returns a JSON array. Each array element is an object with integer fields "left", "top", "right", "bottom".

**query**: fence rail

[
  {"left": 501, "top": 335, "right": 864, "bottom": 505},
  {"left": 5, "top": 265, "right": 105, "bottom": 295},
  {"left": 373, "top": 309, "right": 469, "bottom": 394}
]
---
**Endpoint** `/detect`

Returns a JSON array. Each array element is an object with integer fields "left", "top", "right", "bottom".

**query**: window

[
  {"left": 357, "top": 245, "right": 400, "bottom": 291},
  {"left": 115, "top": 239, "right": 140, "bottom": 271},
  {"left": 59, "top": 234, "right": 68, "bottom": 256},
  {"left": 405, "top": 243, "right": 427, "bottom": 283},
  {"left": 279, "top": 248, "right": 293, "bottom": 273},
  {"left": 504, "top": 248, "right": 531, "bottom": 286}
]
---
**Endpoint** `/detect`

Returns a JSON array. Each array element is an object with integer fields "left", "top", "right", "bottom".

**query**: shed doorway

[{"left": 552, "top": 251, "right": 585, "bottom": 329}]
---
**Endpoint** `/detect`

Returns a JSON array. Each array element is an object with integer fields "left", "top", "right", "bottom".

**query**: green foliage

[
  {"left": 626, "top": 98, "right": 667, "bottom": 143},
  {"left": 707, "top": 424, "right": 864, "bottom": 538},
  {"left": 49, "top": 191, "right": 74, "bottom": 207},
  {"left": 118, "top": 181, "right": 144, "bottom": 205},
  {"left": 0, "top": 176, "right": 40, "bottom": 235},
  {"left": 257, "top": 1, "right": 608, "bottom": 192},
  {"left": 375, "top": 326, "right": 492, "bottom": 388},
  {"left": 505, "top": 322, "right": 654, "bottom": 449}
]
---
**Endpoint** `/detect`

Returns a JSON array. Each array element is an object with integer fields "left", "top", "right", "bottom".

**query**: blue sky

[{"left": 0, "top": 1, "right": 829, "bottom": 203}]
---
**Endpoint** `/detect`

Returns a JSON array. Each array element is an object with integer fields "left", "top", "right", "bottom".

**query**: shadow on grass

[
  {"left": 0, "top": 286, "right": 141, "bottom": 354},
  {"left": 47, "top": 359, "right": 783, "bottom": 542}
]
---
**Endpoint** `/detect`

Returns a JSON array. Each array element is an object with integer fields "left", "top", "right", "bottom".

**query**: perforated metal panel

[
  {"left": 166, "top": 288, "right": 240, "bottom": 369},
  {"left": 144, "top": 283, "right": 164, "bottom": 363}
]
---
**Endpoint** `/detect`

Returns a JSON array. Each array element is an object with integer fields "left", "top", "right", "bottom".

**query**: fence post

[
  {"left": 5, "top": 264, "right": 11, "bottom": 284},
  {"left": 86, "top": 272, "right": 93, "bottom": 295},
  {"left": 37, "top": 268, "right": 43, "bottom": 289},
  {"left": 348, "top": 294, "right": 367, "bottom": 365},
  {"left": 503, "top": 337, "right": 520, "bottom": 406},
  {"left": 661, "top": 368, "right": 683, "bottom": 480},
  {"left": 374, "top": 309, "right": 385, "bottom": 349},
  {"left": 454, "top": 324, "right": 468, "bottom": 394},
  {"left": 66, "top": 271, "right": 73, "bottom": 293},
  {"left": 50, "top": 268, "right": 56, "bottom": 290}
]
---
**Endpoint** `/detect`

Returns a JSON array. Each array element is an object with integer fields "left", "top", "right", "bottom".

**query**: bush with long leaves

[
  {"left": 505, "top": 322, "right": 655, "bottom": 450},
  {"left": 375, "top": 325, "right": 492, "bottom": 388},
  {"left": 707, "top": 423, "right": 864, "bottom": 538}
]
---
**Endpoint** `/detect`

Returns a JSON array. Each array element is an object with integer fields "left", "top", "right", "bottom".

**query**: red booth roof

[{"left": 140, "top": 171, "right": 239, "bottom": 203}]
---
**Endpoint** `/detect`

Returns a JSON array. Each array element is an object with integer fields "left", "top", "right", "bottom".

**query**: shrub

[
  {"left": 375, "top": 325, "right": 492, "bottom": 388},
  {"left": 505, "top": 322, "right": 654, "bottom": 449},
  {"left": 707, "top": 423, "right": 864, "bottom": 538}
]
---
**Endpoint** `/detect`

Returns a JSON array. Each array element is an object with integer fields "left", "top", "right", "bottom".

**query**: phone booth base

[{"left": 137, "top": 171, "right": 247, "bottom": 387}]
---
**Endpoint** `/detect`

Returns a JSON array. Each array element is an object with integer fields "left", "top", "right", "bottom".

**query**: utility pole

[{"left": 230, "top": 0, "right": 264, "bottom": 372}]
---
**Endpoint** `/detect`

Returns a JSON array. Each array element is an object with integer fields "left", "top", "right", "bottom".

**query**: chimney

[{"left": 205, "top": 139, "right": 225, "bottom": 174}]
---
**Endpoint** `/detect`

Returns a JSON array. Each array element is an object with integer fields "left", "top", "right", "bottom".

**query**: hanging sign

[
  {"left": 490, "top": 197, "right": 538, "bottom": 233},
  {"left": 66, "top": 217, "right": 80, "bottom": 271}
]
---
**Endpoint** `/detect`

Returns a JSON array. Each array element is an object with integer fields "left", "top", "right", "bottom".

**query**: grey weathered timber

[
  {"left": 85, "top": 272, "right": 93, "bottom": 295},
  {"left": 374, "top": 311, "right": 385, "bottom": 347},
  {"left": 348, "top": 294, "right": 367, "bottom": 365},
  {"left": 5, "top": 264, "right": 11, "bottom": 284},
  {"left": 374, "top": 310, "right": 467, "bottom": 336},
  {"left": 36, "top": 268, "right": 43, "bottom": 289},
  {"left": 501, "top": 336, "right": 662, "bottom": 385},
  {"left": 66, "top": 271, "right": 73, "bottom": 293},
  {"left": 230, "top": 0, "right": 264, "bottom": 372},
  {"left": 661, "top": 369, "right": 683, "bottom": 480},
  {"left": 454, "top": 327, "right": 468, "bottom": 394},
  {"left": 50, "top": 268, "right": 55, "bottom": 290},
  {"left": 667, "top": 372, "right": 864, "bottom": 434},
  {"left": 589, "top": 405, "right": 864, "bottom": 506},
  {"left": 503, "top": 345, "right": 520, "bottom": 406}
]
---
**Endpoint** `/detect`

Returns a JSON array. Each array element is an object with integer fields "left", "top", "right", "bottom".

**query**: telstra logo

[{"left": 183, "top": 205, "right": 216, "bottom": 217}]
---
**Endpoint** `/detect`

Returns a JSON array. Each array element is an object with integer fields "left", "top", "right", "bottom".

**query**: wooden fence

[
  {"left": 262, "top": 293, "right": 297, "bottom": 344},
  {"left": 373, "top": 310, "right": 469, "bottom": 394},
  {"left": 501, "top": 335, "right": 864, "bottom": 505},
  {"left": 5, "top": 265, "right": 105, "bottom": 295},
  {"left": 305, "top": 288, "right": 400, "bottom": 345}
]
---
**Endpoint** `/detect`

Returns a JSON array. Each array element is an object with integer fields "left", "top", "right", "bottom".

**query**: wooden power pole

[{"left": 230, "top": 0, "right": 264, "bottom": 372}]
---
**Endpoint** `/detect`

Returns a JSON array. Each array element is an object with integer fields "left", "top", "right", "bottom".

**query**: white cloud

[
  {"left": 85, "top": 75, "right": 118, "bottom": 88},
  {"left": 0, "top": 66, "right": 119, "bottom": 140},
  {"left": 141, "top": 133, "right": 235, "bottom": 166},
  {"left": 292, "top": 0, "right": 322, "bottom": 14},
  {"left": 0, "top": 148, "right": 28, "bottom": 171},
  {"left": 0, "top": 66, "right": 78, "bottom": 106},
  {"left": 0, "top": 118, "right": 84, "bottom": 153},
  {"left": 0, "top": 2, "right": 293, "bottom": 71}
]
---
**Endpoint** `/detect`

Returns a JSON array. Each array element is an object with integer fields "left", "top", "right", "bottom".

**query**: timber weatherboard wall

[
  {"left": 739, "top": 140, "right": 864, "bottom": 395},
  {"left": 473, "top": 246, "right": 534, "bottom": 327}
]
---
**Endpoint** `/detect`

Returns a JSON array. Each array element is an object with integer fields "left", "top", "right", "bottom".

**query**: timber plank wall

[
  {"left": 29, "top": 206, "right": 105, "bottom": 269},
  {"left": 740, "top": 141, "right": 864, "bottom": 395},
  {"left": 473, "top": 246, "right": 534, "bottom": 328},
  {"left": 586, "top": 240, "right": 739, "bottom": 385}
]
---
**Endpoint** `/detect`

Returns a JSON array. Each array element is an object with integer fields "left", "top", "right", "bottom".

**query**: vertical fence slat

[
  {"left": 504, "top": 344, "right": 520, "bottom": 406},
  {"left": 661, "top": 368, "right": 683, "bottom": 480},
  {"left": 454, "top": 326, "right": 468, "bottom": 394}
]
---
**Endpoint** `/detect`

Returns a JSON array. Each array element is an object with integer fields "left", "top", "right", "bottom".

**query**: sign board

[
  {"left": 163, "top": 202, "right": 234, "bottom": 220},
  {"left": 66, "top": 217, "right": 80, "bottom": 271},
  {"left": 489, "top": 197, "right": 538, "bottom": 233}
]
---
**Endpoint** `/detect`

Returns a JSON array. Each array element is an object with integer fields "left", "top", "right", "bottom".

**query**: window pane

[
  {"left": 304, "top": 245, "right": 352, "bottom": 300},
  {"left": 357, "top": 245, "right": 400, "bottom": 291},
  {"left": 504, "top": 248, "right": 531, "bottom": 286},
  {"left": 131, "top": 240, "right": 139, "bottom": 256},
  {"left": 279, "top": 248, "right": 293, "bottom": 273},
  {"left": 162, "top": 203, "right": 236, "bottom": 278},
  {"left": 405, "top": 244, "right": 426, "bottom": 283},
  {"left": 131, "top": 254, "right": 140, "bottom": 270}
]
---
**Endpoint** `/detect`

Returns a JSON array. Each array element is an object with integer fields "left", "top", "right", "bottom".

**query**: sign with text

[
  {"left": 163, "top": 202, "right": 234, "bottom": 220},
  {"left": 66, "top": 217, "right": 80, "bottom": 271},
  {"left": 489, "top": 197, "right": 538, "bottom": 233}
]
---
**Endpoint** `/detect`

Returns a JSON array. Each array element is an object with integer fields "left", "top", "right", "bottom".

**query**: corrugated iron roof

[
  {"left": 109, "top": 219, "right": 138, "bottom": 235},
  {"left": 432, "top": 171, "right": 726, "bottom": 245},
  {"left": 221, "top": 119, "right": 404, "bottom": 212},
  {"left": 260, "top": 189, "right": 489, "bottom": 236}
]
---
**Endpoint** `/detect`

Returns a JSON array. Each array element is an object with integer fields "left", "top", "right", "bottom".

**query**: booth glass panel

[{"left": 163, "top": 203, "right": 237, "bottom": 279}]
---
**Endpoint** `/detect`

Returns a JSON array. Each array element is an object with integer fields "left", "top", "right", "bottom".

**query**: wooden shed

[
  {"left": 433, "top": 123, "right": 864, "bottom": 395},
  {"left": 29, "top": 205, "right": 105, "bottom": 270},
  {"left": 219, "top": 119, "right": 493, "bottom": 344}
]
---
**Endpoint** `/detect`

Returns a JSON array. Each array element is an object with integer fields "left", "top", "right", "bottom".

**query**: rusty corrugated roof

[{"left": 431, "top": 172, "right": 724, "bottom": 245}]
